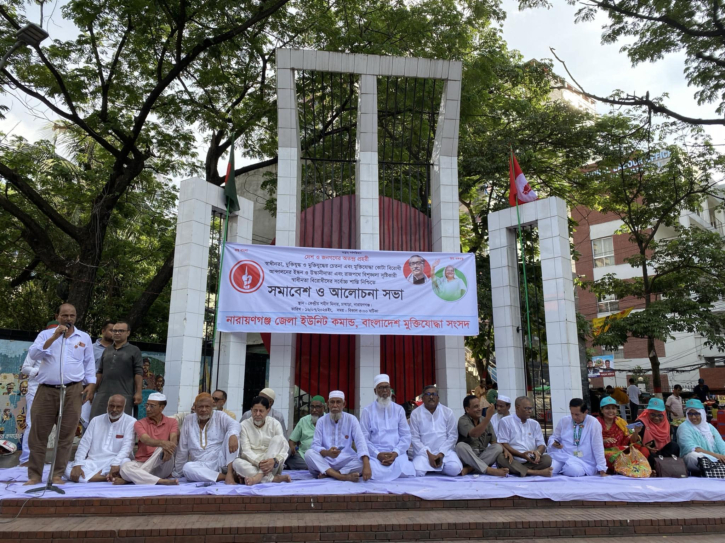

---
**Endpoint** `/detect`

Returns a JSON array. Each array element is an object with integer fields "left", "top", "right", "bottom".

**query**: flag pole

[
  {"left": 211, "top": 198, "right": 231, "bottom": 392},
  {"left": 511, "top": 149, "right": 535, "bottom": 370}
]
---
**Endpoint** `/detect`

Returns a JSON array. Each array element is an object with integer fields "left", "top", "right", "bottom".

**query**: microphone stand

[{"left": 27, "top": 332, "right": 67, "bottom": 495}]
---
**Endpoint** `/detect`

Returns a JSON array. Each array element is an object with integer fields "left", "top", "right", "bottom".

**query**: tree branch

[
  {"left": 0, "top": 161, "right": 84, "bottom": 240},
  {"left": 124, "top": 248, "right": 175, "bottom": 331},
  {"left": 9, "top": 256, "right": 39, "bottom": 288},
  {"left": 549, "top": 48, "right": 725, "bottom": 125}
]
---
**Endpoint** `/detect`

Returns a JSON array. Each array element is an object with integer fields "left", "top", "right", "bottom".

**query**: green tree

[
  {"left": 582, "top": 114, "right": 725, "bottom": 393},
  {"left": 519, "top": 0, "right": 725, "bottom": 125}
]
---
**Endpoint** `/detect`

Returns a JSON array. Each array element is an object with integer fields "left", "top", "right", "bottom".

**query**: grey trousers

[
  {"left": 285, "top": 452, "right": 309, "bottom": 470},
  {"left": 496, "top": 452, "right": 552, "bottom": 477},
  {"left": 455, "top": 442, "right": 503, "bottom": 474}
]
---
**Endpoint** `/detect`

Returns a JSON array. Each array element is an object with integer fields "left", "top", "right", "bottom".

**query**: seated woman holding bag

[
  {"left": 597, "top": 396, "right": 647, "bottom": 474},
  {"left": 637, "top": 397, "right": 680, "bottom": 468},
  {"left": 677, "top": 399, "right": 725, "bottom": 473}
]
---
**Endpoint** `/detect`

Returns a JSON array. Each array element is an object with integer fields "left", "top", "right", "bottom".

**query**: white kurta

[
  {"left": 490, "top": 413, "right": 509, "bottom": 436},
  {"left": 233, "top": 417, "right": 288, "bottom": 482},
  {"left": 305, "top": 412, "right": 369, "bottom": 476},
  {"left": 547, "top": 414, "right": 607, "bottom": 477},
  {"left": 409, "top": 404, "right": 462, "bottom": 476},
  {"left": 174, "top": 411, "right": 241, "bottom": 483},
  {"left": 65, "top": 412, "right": 135, "bottom": 482},
  {"left": 19, "top": 354, "right": 41, "bottom": 464},
  {"left": 496, "top": 413, "right": 545, "bottom": 461},
  {"left": 360, "top": 401, "right": 416, "bottom": 481}
]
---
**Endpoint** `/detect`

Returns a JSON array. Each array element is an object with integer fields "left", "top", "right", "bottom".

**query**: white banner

[{"left": 217, "top": 244, "right": 478, "bottom": 336}]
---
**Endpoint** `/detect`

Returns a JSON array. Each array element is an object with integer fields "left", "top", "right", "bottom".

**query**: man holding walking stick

[{"left": 24, "top": 303, "right": 96, "bottom": 486}]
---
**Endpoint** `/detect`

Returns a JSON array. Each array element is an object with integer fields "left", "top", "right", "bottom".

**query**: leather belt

[{"left": 40, "top": 381, "right": 80, "bottom": 389}]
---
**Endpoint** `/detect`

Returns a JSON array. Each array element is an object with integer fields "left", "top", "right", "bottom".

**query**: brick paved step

[
  {"left": 3, "top": 493, "right": 724, "bottom": 518},
  {"left": 3, "top": 504, "right": 725, "bottom": 542}
]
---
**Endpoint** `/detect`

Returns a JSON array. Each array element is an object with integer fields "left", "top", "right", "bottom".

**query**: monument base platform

[{"left": 3, "top": 468, "right": 725, "bottom": 541}]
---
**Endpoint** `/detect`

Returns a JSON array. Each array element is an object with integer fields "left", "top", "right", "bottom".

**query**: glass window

[
  {"left": 602, "top": 346, "right": 624, "bottom": 360},
  {"left": 598, "top": 293, "right": 619, "bottom": 314},
  {"left": 592, "top": 237, "right": 615, "bottom": 268}
]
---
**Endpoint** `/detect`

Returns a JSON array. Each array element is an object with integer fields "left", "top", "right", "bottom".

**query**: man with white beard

[
  {"left": 286, "top": 395, "right": 325, "bottom": 470},
  {"left": 305, "top": 390, "right": 372, "bottom": 482},
  {"left": 360, "top": 374, "right": 416, "bottom": 481},
  {"left": 233, "top": 396, "right": 290, "bottom": 485},
  {"left": 65, "top": 394, "right": 135, "bottom": 483},
  {"left": 174, "top": 393, "right": 241, "bottom": 485}
]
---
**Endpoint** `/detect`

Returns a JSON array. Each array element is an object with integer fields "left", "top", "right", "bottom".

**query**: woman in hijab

[
  {"left": 637, "top": 397, "right": 680, "bottom": 468},
  {"left": 677, "top": 399, "right": 725, "bottom": 473},
  {"left": 597, "top": 396, "right": 645, "bottom": 473}
]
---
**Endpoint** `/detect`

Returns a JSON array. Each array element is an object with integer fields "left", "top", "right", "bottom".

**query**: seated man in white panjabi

[
  {"left": 305, "top": 390, "right": 372, "bottom": 482},
  {"left": 241, "top": 387, "right": 287, "bottom": 436},
  {"left": 547, "top": 398, "right": 607, "bottom": 477},
  {"left": 65, "top": 394, "right": 135, "bottom": 483},
  {"left": 360, "top": 374, "right": 415, "bottom": 481},
  {"left": 233, "top": 395, "right": 290, "bottom": 485},
  {"left": 409, "top": 385, "right": 463, "bottom": 477},
  {"left": 174, "top": 392, "right": 241, "bottom": 485}
]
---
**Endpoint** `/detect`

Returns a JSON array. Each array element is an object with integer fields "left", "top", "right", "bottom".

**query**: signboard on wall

[
  {"left": 217, "top": 244, "right": 479, "bottom": 336},
  {"left": 589, "top": 354, "right": 615, "bottom": 378}
]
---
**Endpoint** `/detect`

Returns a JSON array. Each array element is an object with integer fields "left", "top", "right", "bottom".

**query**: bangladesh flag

[{"left": 224, "top": 138, "right": 240, "bottom": 213}]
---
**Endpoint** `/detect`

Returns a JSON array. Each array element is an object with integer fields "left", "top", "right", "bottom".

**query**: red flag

[{"left": 509, "top": 152, "right": 538, "bottom": 206}]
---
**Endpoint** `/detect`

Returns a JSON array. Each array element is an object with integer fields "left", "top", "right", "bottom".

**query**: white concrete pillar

[
  {"left": 214, "top": 197, "right": 254, "bottom": 420},
  {"left": 429, "top": 63, "right": 466, "bottom": 417},
  {"left": 354, "top": 74, "right": 380, "bottom": 414},
  {"left": 489, "top": 211, "right": 528, "bottom": 403},
  {"left": 165, "top": 178, "right": 213, "bottom": 415},
  {"left": 539, "top": 197, "right": 582, "bottom": 423},
  {"left": 270, "top": 50, "right": 301, "bottom": 429},
  {"left": 488, "top": 197, "right": 580, "bottom": 426}
]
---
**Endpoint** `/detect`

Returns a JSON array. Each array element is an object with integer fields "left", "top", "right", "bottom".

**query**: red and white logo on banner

[{"left": 229, "top": 260, "right": 264, "bottom": 294}]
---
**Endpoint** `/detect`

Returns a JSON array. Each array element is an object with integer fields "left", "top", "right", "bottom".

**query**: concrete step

[{"left": 3, "top": 504, "right": 723, "bottom": 542}]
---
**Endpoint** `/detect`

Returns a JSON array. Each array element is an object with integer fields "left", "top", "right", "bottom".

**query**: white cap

[
  {"left": 329, "top": 390, "right": 345, "bottom": 400},
  {"left": 373, "top": 374, "right": 390, "bottom": 388},
  {"left": 497, "top": 395, "right": 511, "bottom": 404},
  {"left": 148, "top": 393, "right": 166, "bottom": 402},
  {"left": 260, "top": 388, "right": 276, "bottom": 401}
]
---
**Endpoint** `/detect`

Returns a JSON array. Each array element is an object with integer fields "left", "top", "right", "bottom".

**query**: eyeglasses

[
  {"left": 521, "top": 406, "right": 534, "bottom": 411},
  {"left": 423, "top": 392, "right": 439, "bottom": 397},
  {"left": 687, "top": 412, "right": 701, "bottom": 417},
  {"left": 111, "top": 329, "right": 129, "bottom": 333},
  {"left": 409, "top": 260, "right": 424, "bottom": 267},
  {"left": 649, "top": 413, "right": 664, "bottom": 419},
  {"left": 212, "top": 396, "right": 224, "bottom": 402}
]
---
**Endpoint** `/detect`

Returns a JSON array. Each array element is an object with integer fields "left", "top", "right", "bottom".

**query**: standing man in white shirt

[
  {"left": 18, "top": 321, "right": 57, "bottom": 466},
  {"left": 547, "top": 398, "right": 607, "bottom": 477},
  {"left": 495, "top": 396, "right": 553, "bottom": 477},
  {"left": 627, "top": 379, "right": 641, "bottom": 422},
  {"left": 24, "top": 304, "right": 96, "bottom": 486},
  {"left": 409, "top": 385, "right": 463, "bottom": 477},
  {"left": 65, "top": 394, "right": 135, "bottom": 483},
  {"left": 666, "top": 385, "right": 685, "bottom": 421}
]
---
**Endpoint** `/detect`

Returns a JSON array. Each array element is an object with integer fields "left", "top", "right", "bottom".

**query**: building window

[
  {"left": 598, "top": 294, "right": 620, "bottom": 314},
  {"left": 592, "top": 237, "right": 615, "bottom": 268},
  {"left": 602, "top": 346, "right": 624, "bottom": 360}
]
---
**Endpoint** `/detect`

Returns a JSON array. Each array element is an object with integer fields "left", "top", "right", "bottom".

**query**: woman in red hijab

[{"left": 637, "top": 397, "right": 680, "bottom": 468}]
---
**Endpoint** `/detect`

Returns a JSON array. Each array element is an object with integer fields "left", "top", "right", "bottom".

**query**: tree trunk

[
  {"left": 647, "top": 336, "right": 662, "bottom": 397},
  {"left": 67, "top": 256, "right": 101, "bottom": 329},
  {"left": 125, "top": 248, "right": 175, "bottom": 332}
]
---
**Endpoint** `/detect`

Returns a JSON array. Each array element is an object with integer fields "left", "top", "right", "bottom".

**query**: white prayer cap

[
  {"left": 260, "top": 388, "right": 276, "bottom": 401},
  {"left": 498, "top": 395, "right": 511, "bottom": 404},
  {"left": 329, "top": 390, "right": 345, "bottom": 400},
  {"left": 148, "top": 393, "right": 166, "bottom": 402},
  {"left": 373, "top": 374, "right": 390, "bottom": 388}
]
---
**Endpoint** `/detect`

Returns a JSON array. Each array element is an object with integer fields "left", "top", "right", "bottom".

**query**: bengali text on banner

[{"left": 217, "top": 244, "right": 478, "bottom": 336}]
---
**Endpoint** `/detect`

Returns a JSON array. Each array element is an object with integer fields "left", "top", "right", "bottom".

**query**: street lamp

[{"left": 0, "top": 23, "right": 49, "bottom": 71}]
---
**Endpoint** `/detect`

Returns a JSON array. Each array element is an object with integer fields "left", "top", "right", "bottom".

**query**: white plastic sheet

[{"left": 1, "top": 467, "right": 723, "bottom": 501}]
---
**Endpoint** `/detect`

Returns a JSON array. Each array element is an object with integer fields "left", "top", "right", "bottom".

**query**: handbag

[
  {"left": 652, "top": 454, "right": 688, "bottom": 478},
  {"left": 613, "top": 446, "right": 652, "bottom": 478},
  {"left": 698, "top": 456, "right": 725, "bottom": 478}
]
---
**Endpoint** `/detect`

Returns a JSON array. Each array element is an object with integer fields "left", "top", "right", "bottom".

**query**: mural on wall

[{"left": 0, "top": 336, "right": 166, "bottom": 447}]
